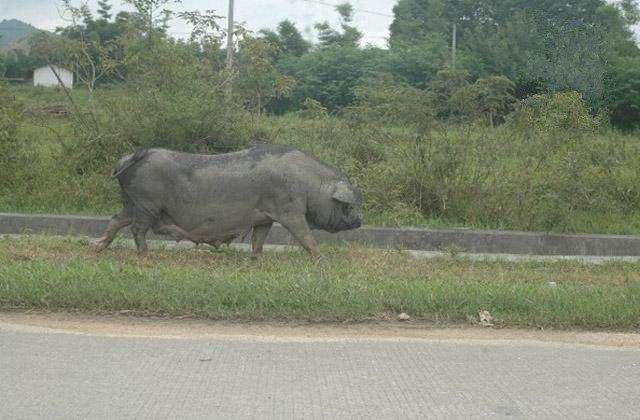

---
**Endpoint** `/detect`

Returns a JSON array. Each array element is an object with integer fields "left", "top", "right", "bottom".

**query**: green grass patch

[{"left": 1, "top": 236, "right": 639, "bottom": 330}]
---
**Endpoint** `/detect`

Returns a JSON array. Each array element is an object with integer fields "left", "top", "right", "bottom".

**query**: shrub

[
  {"left": 346, "top": 76, "right": 436, "bottom": 133},
  {"left": 452, "top": 75, "right": 516, "bottom": 126},
  {"left": 297, "top": 98, "right": 329, "bottom": 120},
  {"left": 0, "top": 83, "right": 23, "bottom": 186}
]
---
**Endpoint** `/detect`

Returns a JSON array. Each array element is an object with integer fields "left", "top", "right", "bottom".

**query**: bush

[
  {"left": 297, "top": 98, "right": 329, "bottom": 120},
  {"left": 346, "top": 76, "right": 436, "bottom": 133},
  {"left": 62, "top": 83, "right": 254, "bottom": 175},
  {"left": 508, "top": 91, "right": 597, "bottom": 136},
  {"left": 452, "top": 75, "right": 516, "bottom": 126},
  {"left": 0, "top": 83, "right": 23, "bottom": 186}
]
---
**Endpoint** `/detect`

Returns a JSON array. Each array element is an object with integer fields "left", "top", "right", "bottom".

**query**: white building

[{"left": 33, "top": 65, "right": 73, "bottom": 88}]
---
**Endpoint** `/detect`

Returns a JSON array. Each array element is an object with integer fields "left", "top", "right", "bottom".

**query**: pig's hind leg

[
  {"left": 251, "top": 223, "right": 273, "bottom": 259},
  {"left": 130, "top": 208, "right": 157, "bottom": 255},
  {"left": 92, "top": 213, "right": 131, "bottom": 251}
]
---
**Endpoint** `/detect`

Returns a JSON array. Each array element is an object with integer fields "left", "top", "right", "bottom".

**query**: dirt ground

[{"left": 1, "top": 311, "right": 638, "bottom": 348}]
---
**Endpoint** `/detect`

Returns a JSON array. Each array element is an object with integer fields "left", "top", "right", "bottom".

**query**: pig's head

[{"left": 307, "top": 180, "right": 363, "bottom": 233}]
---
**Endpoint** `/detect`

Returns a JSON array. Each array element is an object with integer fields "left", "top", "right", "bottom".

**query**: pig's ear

[{"left": 332, "top": 182, "right": 357, "bottom": 204}]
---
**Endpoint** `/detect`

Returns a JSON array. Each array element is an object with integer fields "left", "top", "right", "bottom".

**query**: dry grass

[{"left": 1, "top": 236, "right": 640, "bottom": 330}]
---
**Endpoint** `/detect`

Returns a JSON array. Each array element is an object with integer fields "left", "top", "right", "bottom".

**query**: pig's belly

[{"left": 166, "top": 207, "right": 271, "bottom": 243}]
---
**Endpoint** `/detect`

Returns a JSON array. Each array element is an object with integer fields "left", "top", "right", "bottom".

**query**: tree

[
  {"left": 0, "top": 48, "right": 5, "bottom": 77},
  {"left": 601, "top": 56, "right": 640, "bottom": 128},
  {"left": 236, "top": 36, "right": 295, "bottom": 114},
  {"left": 32, "top": 2, "right": 120, "bottom": 95},
  {"left": 259, "top": 20, "right": 310, "bottom": 58},
  {"left": 4, "top": 48, "right": 43, "bottom": 79},
  {"left": 97, "top": 0, "right": 113, "bottom": 21},
  {"left": 278, "top": 46, "right": 382, "bottom": 112},
  {"left": 315, "top": 2, "right": 362, "bottom": 48},
  {"left": 121, "top": 0, "right": 178, "bottom": 39},
  {"left": 388, "top": 0, "right": 640, "bottom": 123},
  {"left": 179, "top": 9, "right": 225, "bottom": 61},
  {"left": 619, "top": 0, "right": 640, "bottom": 25},
  {"left": 380, "top": 33, "right": 449, "bottom": 89}
]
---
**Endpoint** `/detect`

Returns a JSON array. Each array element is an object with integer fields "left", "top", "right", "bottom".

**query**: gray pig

[{"left": 93, "top": 144, "right": 362, "bottom": 259}]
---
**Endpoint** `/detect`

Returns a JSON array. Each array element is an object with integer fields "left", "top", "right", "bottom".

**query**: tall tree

[
  {"left": 315, "top": 2, "right": 362, "bottom": 48},
  {"left": 389, "top": 0, "right": 640, "bottom": 103},
  {"left": 97, "top": 0, "right": 113, "bottom": 21},
  {"left": 259, "top": 20, "right": 310, "bottom": 59}
]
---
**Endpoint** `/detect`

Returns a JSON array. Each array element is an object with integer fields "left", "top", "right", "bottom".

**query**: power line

[{"left": 296, "top": 0, "right": 394, "bottom": 18}]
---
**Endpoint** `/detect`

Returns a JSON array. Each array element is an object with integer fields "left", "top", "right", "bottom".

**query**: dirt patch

[{"left": 1, "top": 311, "right": 639, "bottom": 348}]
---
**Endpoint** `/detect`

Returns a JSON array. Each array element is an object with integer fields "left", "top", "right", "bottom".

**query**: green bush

[
  {"left": 0, "top": 83, "right": 24, "bottom": 186},
  {"left": 452, "top": 75, "right": 516, "bottom": 126},
  {"left": 346, "top": 76, "right": 436, "bottom": 133},
  {"left": 297, "top": 98, "right": 329, "bottom": 120},
  {"left": 6, "top": 83, "right": 640, "bottom": 234}
]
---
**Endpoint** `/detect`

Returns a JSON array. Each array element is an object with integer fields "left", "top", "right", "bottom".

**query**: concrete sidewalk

[{"left": 1, "top": 315, "right": 639, "bottom": 419}]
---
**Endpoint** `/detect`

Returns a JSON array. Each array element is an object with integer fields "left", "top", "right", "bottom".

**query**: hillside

[{"left": 0, "top": 19, "right": 39, "bottom": 50}]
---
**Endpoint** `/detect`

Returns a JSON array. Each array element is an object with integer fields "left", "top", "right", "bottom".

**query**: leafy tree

[
  {"left": 380, "top": 33, "right": 449, "bottom": 88},
  {"left": 121, "top": 0, "right": 177, "bottom": 38},
  {"left": 178, "top": 9, "right": 225, "bottom": 62},
  {"left": 259, "top": 20, "right": 310, "bottom": 58},
  {"left": 619, "top": 0, "right": 640, "bottom": 25},
  {"left": 389, "top": 0, "right": 640, "bottom": 119},
  {"left": 0, "top": 48, "right": 5, "bottom": 77},
  {"left": 3, "top": 48, "right": 43, "bottom": 79},
  {"left": 97, "top": 0, "right": 113, "bottom": 21},
  {"left": 278, "top": 46, "right": 382, "bottom": 112},
  {"left": 601, "top": 56, "right": 640, "bottom": 128},
  {"left": 32, "top": 2, "right": 121, "bottom": 95},
  {"left": 236, "top": 36, "right": 295, "bottom": 114},
  {"left": 315, "top": 2, "right": 362, "bottom": 48}
]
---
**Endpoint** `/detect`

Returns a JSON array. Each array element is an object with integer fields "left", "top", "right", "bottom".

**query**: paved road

[{"left": 1, "top": 320, "right": 640, "bottom": 419}]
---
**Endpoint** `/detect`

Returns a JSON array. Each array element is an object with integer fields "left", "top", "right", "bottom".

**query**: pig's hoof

[
  {"left": 312, "top": 255, "right": 326, "bottom": 265},
  {"left": 89, "top": 238, "right": 107, "bottom": 252}
]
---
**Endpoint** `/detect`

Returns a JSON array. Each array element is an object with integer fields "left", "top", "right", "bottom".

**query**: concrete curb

[{"left": 1, "top": 212, "right": 640, "bottom": 256}]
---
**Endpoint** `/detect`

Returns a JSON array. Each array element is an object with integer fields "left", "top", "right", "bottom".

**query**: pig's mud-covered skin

[{"left": 94, "top": 145, "right": 362, "bottom": 259}]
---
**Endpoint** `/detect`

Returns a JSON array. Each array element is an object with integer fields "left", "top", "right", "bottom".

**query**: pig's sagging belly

[{"left": 156, "top": 204, "right": 270, "bottom": 246}]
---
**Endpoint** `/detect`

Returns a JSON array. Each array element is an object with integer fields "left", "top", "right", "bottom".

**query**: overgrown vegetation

[
  {"left": 1, "top": 236, "right": 640, "bottom": 329},
  {"left": 1, "top": 0, "right": 640, "bottom": 234}
]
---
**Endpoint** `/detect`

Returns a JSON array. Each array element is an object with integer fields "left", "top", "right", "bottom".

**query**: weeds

[
  {"left": 1, "top": 236, "right": 639, "bottom": 329},
  {"left": 3, "top": 85, "right": 640, "bottom": 234}
]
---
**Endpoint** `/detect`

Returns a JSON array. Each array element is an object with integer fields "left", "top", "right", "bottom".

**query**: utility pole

[
  {"left": 224, "top": 0, "right": 235, "bottom": 140},
  {"left": 451, "top": 23, "right": 457, "bottom": 71},
  {"left": 226, "top": 0, "right": 235, "bottom": 72}
]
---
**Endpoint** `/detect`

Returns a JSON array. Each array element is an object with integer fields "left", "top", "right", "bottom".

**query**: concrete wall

[
  {"left": 33, "top": 66, "right": 73, "bottom": 88},
  {"left": 2, "top": 213, "right": 640, "bottom": 256}
]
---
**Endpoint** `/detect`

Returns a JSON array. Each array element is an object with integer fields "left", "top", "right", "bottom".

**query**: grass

[{"left": 1, "top": 236, "right": 640, "bottom": 330}]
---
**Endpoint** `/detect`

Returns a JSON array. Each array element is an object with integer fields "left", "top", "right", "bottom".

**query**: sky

[
  {"left": 0, "top": 0, "right": 396, "bottom": 47},
  {"left": 1, "top": 0, "right": 638, "bottom": 48}
]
